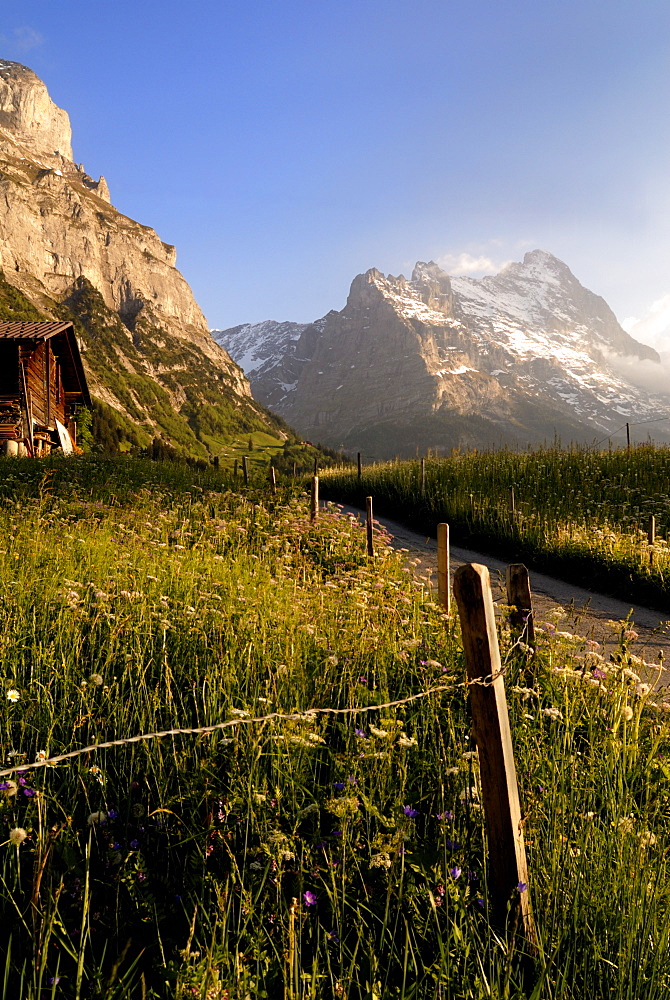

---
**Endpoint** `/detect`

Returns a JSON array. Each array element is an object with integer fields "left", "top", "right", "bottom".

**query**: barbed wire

[{"left": 0, "top": 664, "right": 514, "bottom": 780}]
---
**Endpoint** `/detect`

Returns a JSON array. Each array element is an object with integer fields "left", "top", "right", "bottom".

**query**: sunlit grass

[
  {"left": 0, "top": 456, "right": 669, "bottom": 998},
  {"left": 321, "top": 446, "right": 670, "bottom": 609}
]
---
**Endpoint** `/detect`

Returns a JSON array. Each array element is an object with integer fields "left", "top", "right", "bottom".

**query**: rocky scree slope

[
  {"left": 0, "top": 59, "right": 280, "bottom": 456},
  {"left": 214, "top": 251, "right": 670, "bottom": 458}
]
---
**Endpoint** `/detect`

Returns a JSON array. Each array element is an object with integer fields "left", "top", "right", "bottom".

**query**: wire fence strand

[{"left": 0, "top": 665, "right": 513, "bottom": 780}]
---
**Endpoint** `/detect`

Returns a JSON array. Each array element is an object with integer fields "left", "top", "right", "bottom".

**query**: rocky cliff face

[
  {"left": 214, "top": 251, "right": 670, "bottom": 457},
  {"left": 0, "top": 59, "right": 271, "bottom": 456}
]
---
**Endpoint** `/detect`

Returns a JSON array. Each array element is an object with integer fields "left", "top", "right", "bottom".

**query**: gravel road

[{"left": 338, "top": 505, "right": 670, "bottom": 682}]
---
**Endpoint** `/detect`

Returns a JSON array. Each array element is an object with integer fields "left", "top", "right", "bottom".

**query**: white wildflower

[
  {"left": 622, "top": 705, "right": 634, "bottom": 721},
  {"left": 6, "top": 690, "right": 20, "bottom": 703},
  {"left": 397, "top": 733, "right": 418, "bottom": 748},
  {"left": 8, "top": 827, "right": 27, "bottom": 846},
  {"left": 638, "top": 831, "right": 657, "bottom": 848},
  {"left": 229, "top": 708, "right": 250, "bottom": 718},
  {"left": 542, "top": 707, "right": 563, "bottom": 720},
  {"left": 617, "top": 815, "right": 635, "bottom": 834},
  {"left": 89, "top": 674, "right": 104, "bottom": 686},
  {"left": 369, "top": 725, "right": 390, "bottom": 739},
  {"left": 370, "top": 852, "right": 392, "bottom": 870},
  {"left": 635, "top": 682, "right": 652, "bottom": 698}
]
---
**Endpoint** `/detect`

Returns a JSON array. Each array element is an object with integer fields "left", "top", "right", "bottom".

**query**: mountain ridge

[
  {"left": 213, "top": 251, "right": 670, "bottom": 457},
  {"left": 0, "top": 58, "right": 282, "bottom": 457}
]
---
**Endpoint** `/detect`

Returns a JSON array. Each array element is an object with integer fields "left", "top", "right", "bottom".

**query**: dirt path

[{"left": 338, "top": 505, "right": 670, "bottom": 683}]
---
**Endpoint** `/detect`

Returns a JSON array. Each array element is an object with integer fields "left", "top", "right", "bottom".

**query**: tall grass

[
  {"left": 321, "top": 447, "right": 670, "bottom": 609},
  {"left": 0, "top": 456, "right": 669, "bottom": 998}
]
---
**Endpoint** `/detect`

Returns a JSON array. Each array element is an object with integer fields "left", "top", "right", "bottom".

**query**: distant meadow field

[{"left": 1, "top": 455, "right": 670, "bottom": 999}]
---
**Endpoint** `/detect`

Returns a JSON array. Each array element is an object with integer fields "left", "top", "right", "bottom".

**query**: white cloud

[
  {"left": 435, "top": 252, "right": 511, "bottom": 277},
  {"left": 0, "top": 26, "right": 45, "bottom": 53},
  {"left": 621, "top": 293, "right": 670, "bottom": 355}
]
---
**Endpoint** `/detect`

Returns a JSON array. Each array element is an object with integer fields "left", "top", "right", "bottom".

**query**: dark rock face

[{"left": 215, "top": 252, "right": 670, "bottom": 458}]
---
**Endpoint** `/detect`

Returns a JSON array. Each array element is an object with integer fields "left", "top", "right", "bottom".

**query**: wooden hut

[{"left": 0, "top": 320, "right": 91, "bottom": 457}]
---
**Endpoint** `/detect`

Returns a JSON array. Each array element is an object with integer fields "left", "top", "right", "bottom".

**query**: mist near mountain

[{"left": 214, "top": 251, "right": 670, "bottom": 458}]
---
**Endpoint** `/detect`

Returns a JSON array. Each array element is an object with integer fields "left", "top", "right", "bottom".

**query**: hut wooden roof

[{"left": 0, "top": 320, "right": 91, "bottom": 406}]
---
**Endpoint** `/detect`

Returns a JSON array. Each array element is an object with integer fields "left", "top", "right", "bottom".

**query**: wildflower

[
  {"left": 8, "top": 828, "right": 27, "bottom": 846},
  {"left": 445, "top": 766, "right": 459, "bottom": 776},
  {"left": 617, "top": 815, "right": 635, "bottom": 834},
  {"left": 6, "top": 690, "right": 20, "bottom": 703},
  {"left": 517, "top": 881, "right": 528, "bottom": 892},
  {"left": 22, "top": 787, "right": 36, "bottom": 798},
  {"left": 623, "top": 630, "right": 639, "bottom": 641},
  {"left": 585, "top": 640, "right": 601, "bottom": 651},
  {"left": 397, "top": 733, "right": 418, "bottom": 748},
  {"left": 333, "top": 782, "right": 345, "bottom": 791},
  {"left": 358, "top": 676, "right": 368, "bottom": 684},
  {"left": 354, "top": 728, "right": 366, "bottom": 737},
  {"left": 370, "top": 852, "right": 392, "bottom": 869},
  {"left": 462, "top": 750, "right": 478, "bottom": 760},
  {"left": 326, "top": 655, "right": 339, "bottom": 666},
  {"left": 87, "top": 811, "right": 107, "bottom": 826},
  {"left": 369, "top": 725, "right": 390, "bottom": 739},
  {"left": 449, "top": 866, "right": 462, "bottom": 879},
  {"left": 403, "top": 805, "right": 419, "bottom": 818},
  {"left": 303, "top": 891, "right": 317, "bottom": 906},
  {"left": 35, "top": 750, "right": 47, "bottom": 761},
  {"left": 593, "top": 668, "right": 607, "bottom": 680},
  {"left": 107, "top": 808, "right": 118, "bottom": 819},
  {"left": 622, "top": 705, "right": 634, "bottom": 722},
  {"left": 229, "top": 708, "right": 250, "bottom": 718},
  {"left": 459, "top": 786, "right": 480, "bottom": 803},
  {"left": 0, "top": 781, "right": 17, "bottom": 796},
  {"left": 89, "top": 673, "right": 103, "bottom": 686},
  {"left": 446, "top": 839, "right": 460, "bottom": 851},
  {"left": 635, "top": 682, "right": 652, "bottom": 698},
  {"left": 326, "top": 797, "right": 360, "bottom": 820},
  {"left": 437, "top": 810, "right": 454, "bottom": 821},
  {"left": 638, "top": 831, "right": 657, "bottom": 848},
  {"left": 542, "top": 707, "right": 563, "bottom": 720}
]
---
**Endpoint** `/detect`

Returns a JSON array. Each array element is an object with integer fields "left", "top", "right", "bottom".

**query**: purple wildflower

[
  {"left": 358, "top": 676, "right": 367, "bottom": 684},
  {"left": 355, "top": 728, "right": 366, "bottom": 737},
  {"left": 130, "top": 839, "right": 139, "bottom": 849},
  {"left": 449, "top": 866, "right": 462, "bottom": 879},
  {"left": 347, "top": 775, "right": 358, "bottom": 785},
  {"left": 333, "top": 782, "right": 345, "bottom": 791},
  {"left": 108, "top": 808, "right": 118, "bottom": 819},
  {"left": 403, "top": 805, "right": 419, "bottom": 818},
  {"left": 303, "top": 890, "right": 317, "bottom": 906},
  {"left": 445, "top": 839, "right": 460, "bottom": 851},
  {"left": 476, "top": 897, "right": 485, "bottom": 908},
  {"left": 593, "top": 668, "right": 607, "bottom": 680},
  {"left": 23, "top": 788, "right": 36, "bottom": 798},
  {"left": 517, "top": 881, "right": 528, "bottom": 893}
]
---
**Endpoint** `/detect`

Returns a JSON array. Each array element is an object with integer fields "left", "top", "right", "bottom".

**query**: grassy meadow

[
  {"left": 321, "top": 447, "right": 670, "bottom": 610},
  {"left": 1, "top": 456, "right": 670, "bottom": 999}
]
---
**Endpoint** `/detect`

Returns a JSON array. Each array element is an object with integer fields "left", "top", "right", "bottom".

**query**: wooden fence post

[
  {"left": 508, "top": 485, "right": 515, "bottom": 514},
  {"left": 242, "top": 456, "right": 249, "bottom": 486},
  {"left": 313, "top": 457, "right": 318, "bottom": 477},
  {"left": 310, "top": 476, "right": 319, "bottom": 521},
  {"left": 270, "top": 465, "right": 277, "bottom": 494},
  {"left": 357, "top": 452, "right": 362, "bottom": 481},
  {"left": 453, "top": 563, "right": 535, "bottom": 944},
  {"left": 437, "top": 522, "right": 450, "bottom": 614},
  {"left": 505, "top": 564, "right": 535, "bottom": 649},
  {"left": 366, "top": 496, "right": 374, "bottom": 558}
]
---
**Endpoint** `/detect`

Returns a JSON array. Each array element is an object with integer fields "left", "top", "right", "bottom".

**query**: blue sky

[{"left": 2, "top": 0, "right": 670, "bottom": 348}]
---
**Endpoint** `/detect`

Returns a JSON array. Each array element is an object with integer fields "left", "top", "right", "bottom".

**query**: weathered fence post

[
  {"left": 453, "top": 563, "right": 535, "bottom": 944},
  {"left": 357, "top": 452, "right": 362, "bottom": 481},
  {"left": 421, "top": 458, "right": 426, "bottom": 498},
  {"left": 508, "top": 485, "right": 515, "bottom": 514},
  {"left": 242, "top": 455, "right": 249, "bottom": 485},
  {"left": 505, "top": 563, "right": 535, "bottom": 649},
  {"left": 313, "top": 457, "right": 318, "bottom": 477},
  {"left": 366, "top": 496, "right": 374, "bottom": 559},
  {"left": 270, "top": 465, "right": 277, "bottom": 494},
  {"left": 310, "top": 476, "right": 319, "bottom": 521},
  {"left": 437, "top": 522, "right": 450, "bottom": 614},
  {"left": 292, "top": 461, "right": 297, "bottom": 480}
]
